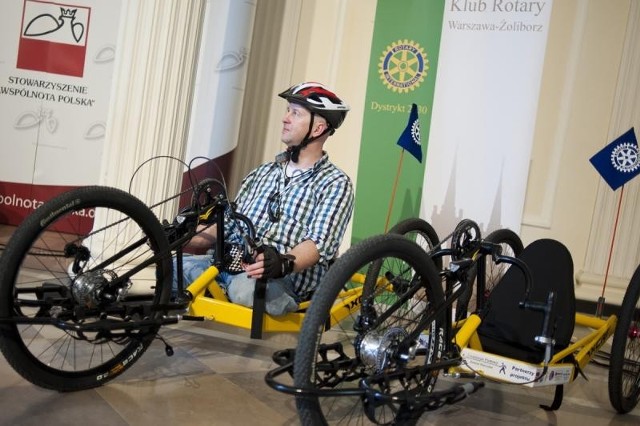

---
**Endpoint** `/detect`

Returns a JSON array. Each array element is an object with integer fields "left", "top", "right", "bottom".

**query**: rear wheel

[
  {"left": 609, "top": 264, "right": 640, "bottom": 413},
  {"left": 388, "top": 218, "right": 442, "bottom": 269},
  {"left": 294, "top": 234, "right": 446, "bottom": 425},
  {"left": 478, "top": 229, "right": 524, "bottom": 310},
  {"left": 455, "top": 228, "right": 523, "bottom": 320},
  {"left": 0, "top": 186, "right": 172, "bottom": 391}
]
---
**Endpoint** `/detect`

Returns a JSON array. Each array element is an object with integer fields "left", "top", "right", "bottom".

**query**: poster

[
  {"left": 0, "top": 0, "right": 122, "bottom": 226},
  {"left": 351, "top": 0, "right": 445, "bottom": 243}
]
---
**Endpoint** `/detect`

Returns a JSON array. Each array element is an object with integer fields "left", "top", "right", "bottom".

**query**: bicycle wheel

[
  {"left": 608, "top": 264, "right": 640, "bottom": 413},
  {"left": 388, "top": 217, "right": 442, "bottom": 270},
  {"left": 455, "top": 228, "right": 523, "bottom": 321},
  {"left": 0, "top": 186, "right": 172, "bottom": 391},
  {"left": 294, "top": 234, "right": 446, "bottom": 425},
  {"left": 367, "top": 217, "right": 442, "bottom": 330},
  {"left": 479, "top": 229, "right": 524, "bottom": 308},
  {"left": 449, "top": 219, "right": 481, "bottom": 321}
]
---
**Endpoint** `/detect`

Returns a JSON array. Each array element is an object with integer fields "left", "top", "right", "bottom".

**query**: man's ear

[{"left": 313, "top": 119, "right": 327, "bottom": 137}]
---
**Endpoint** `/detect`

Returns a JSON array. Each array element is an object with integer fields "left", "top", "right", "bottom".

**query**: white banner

[
  {"left": 421, "top": 0, "right": 553, "bottom": 236},
  {"left": 0, "top": 0, "right": 121, "bottom": 225}
]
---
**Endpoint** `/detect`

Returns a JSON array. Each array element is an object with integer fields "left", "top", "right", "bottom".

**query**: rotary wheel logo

[
  {"left": 411, "top": 120, "right": 421, "bottom": 144},
  {"left": 610, "top": 142, "right": 640, "bottom": 173},
  {"left": 379, "top": 40, "right": 428, "bottom": 93}
]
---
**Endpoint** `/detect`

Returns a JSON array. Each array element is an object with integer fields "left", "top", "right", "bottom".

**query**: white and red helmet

[{"left": 278, "top": 82, "right": 350, "bottom": 132}]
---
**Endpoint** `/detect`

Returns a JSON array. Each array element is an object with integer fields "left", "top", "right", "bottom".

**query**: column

[{"left": 100, "top": 0, "right": 206, "bottom": 221}]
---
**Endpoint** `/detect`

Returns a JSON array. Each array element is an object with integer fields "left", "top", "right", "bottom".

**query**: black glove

[{"left": 260, "top": 246, "right": 295, "bottom": 279}]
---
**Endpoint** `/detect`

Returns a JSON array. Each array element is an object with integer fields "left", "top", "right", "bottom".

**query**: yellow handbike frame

[
  {"left": 183, "top": 266, "right": 370, "bottom": 338},
  {"left": 183, "top": 258, "right": 617, "bottom": 388},
  {"left": 449, "top": 311, "right": 618, "bottom": 387}
]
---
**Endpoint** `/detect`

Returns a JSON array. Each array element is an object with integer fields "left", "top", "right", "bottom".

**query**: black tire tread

[
  {"left": 608, "top": 264, "right": 640, "bottom": 413},
  {"left": 0, "top": 186, "right": 171, "bottom": 391},
  {"left": 294, "top": 233, "right": 444, "bottom": 425}
]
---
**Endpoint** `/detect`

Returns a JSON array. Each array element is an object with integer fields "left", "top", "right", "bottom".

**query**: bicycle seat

[{"left": 477, "top": 239, "right": 576, "bottom": 363}]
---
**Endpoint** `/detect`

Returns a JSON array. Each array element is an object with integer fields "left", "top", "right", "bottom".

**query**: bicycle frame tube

[
  {"left": 552, "top": 313, "right": 617, "bottom": 371},
  {"left": 452, "top": 314, "right": 482, "bottom": 349},
  {"left": 185, "top": 265, "right": 226, "bottom": 302},
  {"left": 183, "top": 269, "right": 365, "bottom": 334}
]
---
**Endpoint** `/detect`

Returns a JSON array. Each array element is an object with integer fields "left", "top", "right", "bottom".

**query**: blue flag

[
  {"left": 589, "top": 128, "right": 640, "bottom": 190},
  {"left": 397, "top": 103, "right": 422, "bottom": 163}
]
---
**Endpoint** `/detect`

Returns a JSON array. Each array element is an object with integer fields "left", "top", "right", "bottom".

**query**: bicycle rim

[
  {"left": 294, "top": 234, "right": 445, "bottom": 425},
  {"left": 609, "top": 264, "right": 640, "bottom": 413},
  {"left": 0, "top": 186, "right": 172, "bottom": 391}
]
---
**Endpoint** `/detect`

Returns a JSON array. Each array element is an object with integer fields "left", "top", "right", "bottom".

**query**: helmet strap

[{"left": 286, "top": 112, "right": 332, "bottom": 163}]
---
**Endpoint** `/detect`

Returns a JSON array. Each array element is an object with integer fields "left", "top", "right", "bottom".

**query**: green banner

[{"left": 351, "top": 0, "right": 445, "bottom": 244}]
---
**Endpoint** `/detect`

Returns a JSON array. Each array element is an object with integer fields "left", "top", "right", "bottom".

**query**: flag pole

[
  {"left": 384, "top": 149, "right": 405, "bottom": 232},
  {"left": 596, "top": 184, "right": 625, "bottom": 317}
]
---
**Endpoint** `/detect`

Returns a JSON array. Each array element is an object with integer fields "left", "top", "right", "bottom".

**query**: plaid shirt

[{"left": 226, "top": 152, "right": 354, "bottom": 298}]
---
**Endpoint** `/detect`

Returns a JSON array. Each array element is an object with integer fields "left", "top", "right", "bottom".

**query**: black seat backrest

[{"left": 477, "top": 239, "right": 576, "bottom": 363}]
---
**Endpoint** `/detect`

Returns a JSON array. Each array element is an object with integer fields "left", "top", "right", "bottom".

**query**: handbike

[
  {"left": 266, "top": 218, "right": 640, "bottom": 424},
  {"left": 2, "top": 176, "right": 638, "bottom": 423},
  {"left": 0, "top": 175, "right": 385, "bottom": 391}
]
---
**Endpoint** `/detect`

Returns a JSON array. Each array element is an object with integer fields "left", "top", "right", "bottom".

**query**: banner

[
  {"left": 351, "top": 0, "right": 445, "bottom": 244},
  {"left": 421, "top": 0, "right": 553, "bottom": 236},
  {"left": 0, "top": 0, "right": 122, "bottom": 226}
]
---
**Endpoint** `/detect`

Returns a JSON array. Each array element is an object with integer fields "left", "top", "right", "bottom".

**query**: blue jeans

[{"left": 172, "top": 255, "right": 299, "bottom": 316}]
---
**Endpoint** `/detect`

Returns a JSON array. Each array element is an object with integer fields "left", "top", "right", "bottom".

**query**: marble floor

[{"left": 1, "top": 320, "right": 639, "bottom": 426}]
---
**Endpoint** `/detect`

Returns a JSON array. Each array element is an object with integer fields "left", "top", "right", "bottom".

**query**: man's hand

[{"left": 246, "top": 246, "right": 295, "bottom": 279}]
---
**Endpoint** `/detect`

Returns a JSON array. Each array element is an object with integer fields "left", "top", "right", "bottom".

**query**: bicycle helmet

[
  {"left": 278, "top": 82, "right": 349, "bottom": 162},
  {"left": 278, "top": 82, "right": 350, "bottom": 133}
]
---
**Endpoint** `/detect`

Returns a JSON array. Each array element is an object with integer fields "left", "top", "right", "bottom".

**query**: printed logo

[
  {"left": 17, "top": 0, "right": 91, "bottom": 77},
  {"left": 610, "top": 142, "right": 640, "bottom": 173},
  {"left": 411, "top": 117, "right": 420, "bottom": 144},
  {"left": 379, "top": 39, "right": 428, "bottom": 93}
]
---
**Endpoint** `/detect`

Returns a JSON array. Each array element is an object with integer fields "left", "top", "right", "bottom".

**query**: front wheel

[
  {"left": 608, "top": 264, "right": 640, "bottom": 413},
  {"left": 0, "top": 186, "right": 172, "bottom": 391},
  {"left": 294, "top": 234, "right": 446, "bottom": 425}
]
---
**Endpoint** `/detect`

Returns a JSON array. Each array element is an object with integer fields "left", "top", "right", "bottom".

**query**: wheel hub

[
  {"left": 71, "top": 269, "right": 127, "bottom": 308},
  {"left": 359, "top": 327, "right": 408, "bottom": 372}
]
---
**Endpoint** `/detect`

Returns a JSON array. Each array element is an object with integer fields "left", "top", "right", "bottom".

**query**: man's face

[{"left": 281, "top": 102, "right": 312, "bottom": 146}]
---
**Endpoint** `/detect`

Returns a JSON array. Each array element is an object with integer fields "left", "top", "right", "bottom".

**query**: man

[{"left": 179, "top": 82, "right": 354, "bottom": 315}]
